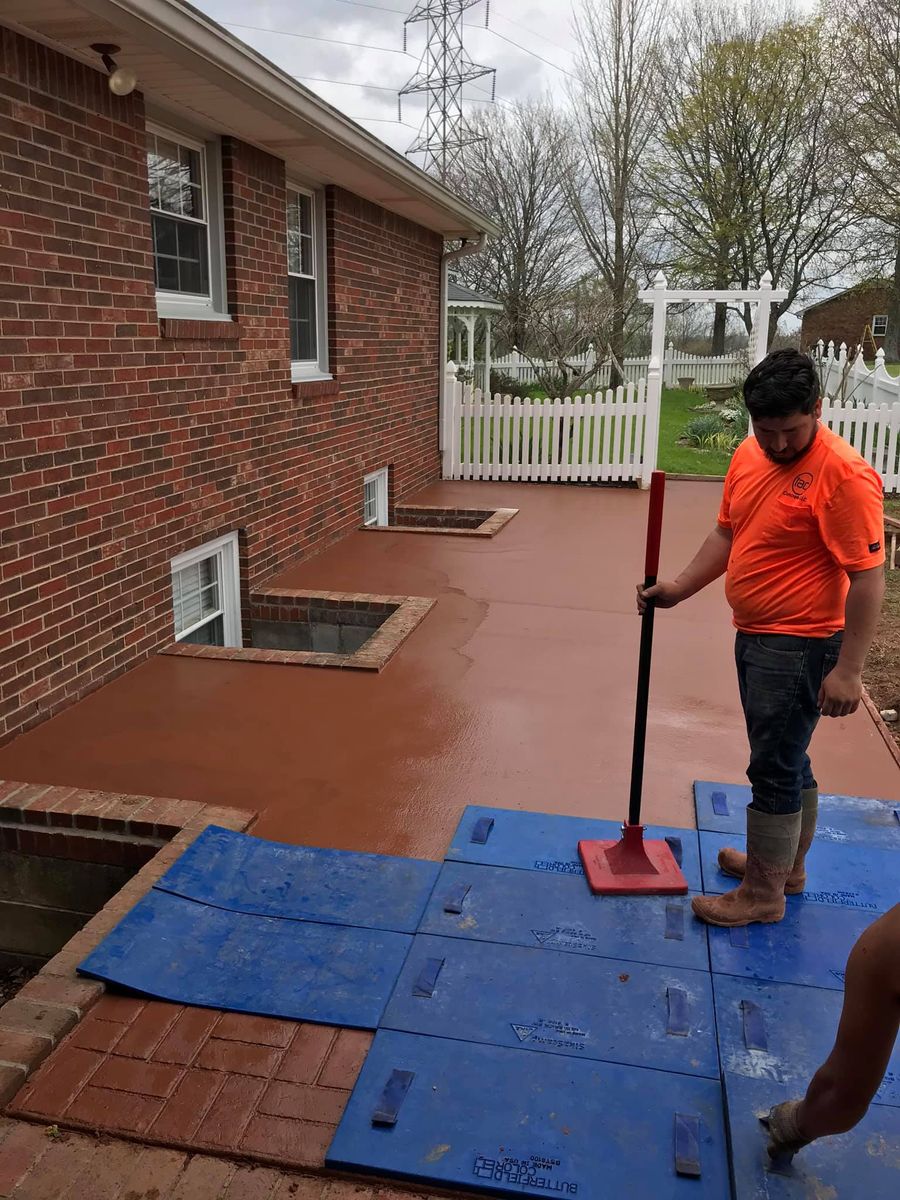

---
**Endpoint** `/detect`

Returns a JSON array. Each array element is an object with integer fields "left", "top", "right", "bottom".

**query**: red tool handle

[{"left": 644, "top": 471, "right": 666, "bottom": 581}]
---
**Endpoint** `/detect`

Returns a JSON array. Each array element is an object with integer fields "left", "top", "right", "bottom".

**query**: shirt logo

[
  {"left": 791, "top": 472, "right": 814, "bottom": 496},
  {"left": 870, "top": 541, "right": 881, "bottom": 553}
]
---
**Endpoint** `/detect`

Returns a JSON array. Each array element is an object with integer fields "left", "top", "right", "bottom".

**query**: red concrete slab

[{"left": 0, "top": 481, "right": 895, "bottom": 862}]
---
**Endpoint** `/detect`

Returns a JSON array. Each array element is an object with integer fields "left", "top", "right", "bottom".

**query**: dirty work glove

[{"left": 759, "top": 1100, "right": 812, "bottom": 1164}]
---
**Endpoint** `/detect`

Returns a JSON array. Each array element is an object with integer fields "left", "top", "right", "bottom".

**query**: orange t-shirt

[{"left": 718, "top": 424, "right": 885, "bottom": 635}]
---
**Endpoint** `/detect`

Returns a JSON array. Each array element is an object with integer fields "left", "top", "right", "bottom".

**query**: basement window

[
  {"left": 363, "top": 469, "right": 388, "bottom": 527},
  {"left": 171, "top": 532, "right": 242, "bottom": 647}
]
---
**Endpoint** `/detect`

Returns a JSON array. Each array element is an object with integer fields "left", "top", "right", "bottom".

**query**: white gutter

[
  {"left": 439, "top": 234, "right": 490, "bottom": 463},
  {"left": 76, "top": 0, "right": 499, "bottom": 240}
]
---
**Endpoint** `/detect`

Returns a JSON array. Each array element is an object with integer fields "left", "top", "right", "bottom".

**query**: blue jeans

[{"left": 735, "top": 632, "right": 843, "bottom": 815}]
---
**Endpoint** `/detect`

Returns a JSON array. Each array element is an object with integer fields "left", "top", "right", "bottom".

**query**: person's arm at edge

[{"left": 819, "top": 565, "right": 885, "bottom": 717}]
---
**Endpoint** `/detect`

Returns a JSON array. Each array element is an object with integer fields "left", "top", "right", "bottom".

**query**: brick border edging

[
  {"left": 862, "top": 688, "right": 900, "bottom": 770},
  {"left": 363, "top": 506, "right": 519, "bottom": 539},
  {"left": 161, "top": 591, "right": 436, "bottom": 672},
  {"left": 0, "top": 781, "right": 255, "bottom": 1106}
]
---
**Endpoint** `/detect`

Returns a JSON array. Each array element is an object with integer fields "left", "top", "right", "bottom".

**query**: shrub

[
  {"left": 489, "top": 369, "right": 524, "bottom": 396},
  {"left": 682, "top": 413, "right": 726, "bottom": 446}
]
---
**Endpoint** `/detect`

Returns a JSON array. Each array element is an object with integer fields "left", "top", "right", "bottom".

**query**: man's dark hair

[{"left": 743, "top": 349, "right": 819, "bottom": 419}]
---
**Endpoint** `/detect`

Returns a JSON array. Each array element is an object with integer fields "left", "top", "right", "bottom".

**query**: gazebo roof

[{"left": 447, "top": 282, "right": 503, "bottom": 312}]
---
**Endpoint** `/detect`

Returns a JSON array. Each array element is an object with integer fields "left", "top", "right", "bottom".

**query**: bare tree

[
  {"left": 446, "top": 101, "right": 583, "bottom": 352},
  {"left": 825, "top": 0, "right": 900, "bottom": 359},
  {"left": 654, "top": 1, "right": 858, "bottom": 347},
  {"left": 567, "top": 0, "right": 667, "bottom": 386}
]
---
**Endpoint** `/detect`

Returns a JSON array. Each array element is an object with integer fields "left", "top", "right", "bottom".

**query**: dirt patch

[{"left": 0, "top": 960, "right": 40, "bottom": 1004}]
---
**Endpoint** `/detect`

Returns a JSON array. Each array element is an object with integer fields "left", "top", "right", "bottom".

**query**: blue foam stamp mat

[
  {"left": 714, "top": 974, "right": 900, "bottom": 1108},
  {"left": 724, "top": 1073, "right": 900, "bottom": 1199},
  {"left": 381, "top": 934, "right": 719, "bottom": 1079},
  {"left": 78, "top": 890, "right": 412, "bottom": 1028},
  {"left": 708, "top": 902, "right": 877, "bottom": 991},
  {"left": 445, "top": 806, "right": 702, "bottom": 892},
  {"left": 699, "top": 830, "right": 897, "bottom": 913},
  {"left": 327, "top": 1030, "right": 732, "bottom": 1199},
  {"left": 154, "top": 825, "right": 439, "bottom": 933},
  {"left": 418, "top": 861, "right": 709, "bottom": 972},
  {"left": 694, "top": 780, "right": 900, "bottom": 847}
]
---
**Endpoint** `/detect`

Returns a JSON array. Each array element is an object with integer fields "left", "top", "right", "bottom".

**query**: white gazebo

[{"left": 447, "top": 282, "right": 504, "bottom": 390}]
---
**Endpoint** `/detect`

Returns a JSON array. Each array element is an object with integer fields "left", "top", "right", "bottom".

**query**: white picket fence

[
  {"left": 443, "top": 377, "right": 654, "bottom": 485},
  {"left": 472, "top": 343, "right": 746, "bottom": 391},
  {"left": 822, "top": 400, "right": 900, "bottom": 493},
  {"left": 816, "top": 342, "right": 900, "bottom": 408}
]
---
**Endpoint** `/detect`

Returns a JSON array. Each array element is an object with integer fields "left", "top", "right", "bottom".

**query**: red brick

[
  {"left": 221, "top": 1164, "right": 284, "bottom": 1200},
  {"left": 0, "top": 1121, "right": 52, "bottom": 1195},
  {"left": 88, "top": 993, "right": 145, "bottom": 1025},
  {"left": 112, "top": 1000, "right": 181, "bottom": 1059},
  {"left": 258, "top": 1080, "right": 349, "bottom": 1125},
  {"left": 194, "top": 1074, "right": 266, "bottom": 1150},
  {"left": 117, "top": 1145, "right": 189, "bottom": 1199},
  {"left": 0, "top": 1029, "right": 51, "bottom": 1070},
  {"left": 90, "top": 1055, "right": 182, "bottom": 1097},
  {"left": 0, "top": 24, "right": 443, "bottom": 748},
  {"left": 0, "top": 1064, "right": 26, "bottom": 1105},
  {"left": 7, "top": 1135, "right": 99, "bottom": 1199},
  {"left": 196, "top": 1038, "right": 284, "bottom": 1078},
  {"left": 317, "top": 1030, "right": 372, "bottom": 1089},
  {"left": 153, "top": 1006, "right": 219, "bottom": 1065},
  {"left": 169, "top": 1156, "right": 236, "bottom": 1200},
  {"left": 148, "top": 1068, "right": 223, "bottom": 1142},
  {"left": 240, "top": 1114, "right": 333, "bottom": 1169},
  {"left": 10, "top": 1044, "right": 102, "bottom": 1115},
  {"left": 65, "top": 1083, "right": 165, "bottom": 1134},
  {"left": 213, "top": 1013, "right": 297, "bottom": 1048},
  {"left": 277, "top": 1024, "right": 336, "bottom": 1084},
  {"left": 68, "top": 1016, "right": 125, "bottom": 1053}
]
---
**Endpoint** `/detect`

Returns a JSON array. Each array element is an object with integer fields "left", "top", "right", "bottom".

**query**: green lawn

[
  {"left": 864, "top": 361, "right": 900, "bottom": 377},
  {"left": 885, "top": 498, "right": 900, "bottom": 518},
  {"left": 657, "top": 387, "right": 735, "bottom": 476}
]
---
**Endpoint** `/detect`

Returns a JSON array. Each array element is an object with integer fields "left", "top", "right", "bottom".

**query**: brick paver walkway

[
  {"left": 8, "top": 998, "right": 371, "bottom": 1171},
  {"left": 0, "top": 1115, "right": 429, "bottom": 1200}
]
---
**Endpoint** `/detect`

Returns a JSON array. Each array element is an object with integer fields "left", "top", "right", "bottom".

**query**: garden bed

[{"left": 865, "top": 502, "right": 900, "bottom": 754}]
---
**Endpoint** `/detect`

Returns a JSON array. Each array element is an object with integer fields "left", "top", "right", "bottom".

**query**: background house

[
  {"left": 800, "top": 280, "right": 892, "bottom": 352},
  {"left": 0, "top": 0, "right": 495, "bottom": 743}
]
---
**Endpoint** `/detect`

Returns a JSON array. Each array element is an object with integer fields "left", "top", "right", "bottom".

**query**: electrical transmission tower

[{"left": 399, "top": 1, "right": 495, "bottom": 181}]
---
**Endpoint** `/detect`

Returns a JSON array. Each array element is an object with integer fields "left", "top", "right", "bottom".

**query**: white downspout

[{"left": 440, "top": 232, "right": 489, "bottom": 455}]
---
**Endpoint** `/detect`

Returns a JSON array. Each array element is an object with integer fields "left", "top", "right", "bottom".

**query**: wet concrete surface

[{"left": 2, "top": 480, "right": 897, "bottom": 860}]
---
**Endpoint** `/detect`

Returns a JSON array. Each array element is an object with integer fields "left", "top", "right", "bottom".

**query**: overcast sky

[
  {"left": 193, "top": 0, "right": 818, "bottom": 162},
  {"left": 193, "top": 0, "right": 580, "bottom": 158}
]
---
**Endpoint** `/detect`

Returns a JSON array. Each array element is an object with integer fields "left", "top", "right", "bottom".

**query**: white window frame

[
  {"left": 287, "top": 182, "right": 330, "bottom": 382},
  {"left": 363, "top": 468, "right": 389, "bottom": 527},
  {"left": 872, "top": 314, "right": 888, "bottom": 337},
  {"left": 170, "top": 531, "right": 242, "bottom": 647},
  {"left": 147, "top": 119, "right": 230, "bottom": 322}
]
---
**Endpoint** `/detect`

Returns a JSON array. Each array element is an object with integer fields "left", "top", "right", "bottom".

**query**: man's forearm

[
  {"left": 838, "top": 567, "right": 885, "bottom": 673},
  {"left": 672, "top": 526, "right": 732, "bottom": 600}
]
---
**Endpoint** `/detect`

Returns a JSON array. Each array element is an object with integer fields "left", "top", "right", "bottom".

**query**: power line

[
  {"left": 224, "top": 22, "right": 410, "bottom": 56},
  {"left": 490, "top": 3, "right": 575, "bottom": 56},
  {"left": 332, "top": 0, "right": 575, "bottom": 75}
]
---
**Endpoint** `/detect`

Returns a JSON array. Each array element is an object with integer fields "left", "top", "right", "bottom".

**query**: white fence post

[
  {"left": 442, "top": 360, "right": 458, "bottom": 479},
  {"left": 752, "top": 271, "right": 774, "bottom": 365}
]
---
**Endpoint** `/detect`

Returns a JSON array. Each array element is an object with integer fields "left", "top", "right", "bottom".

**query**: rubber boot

[
  {"left": 718, "top": 788, "right": 817, "bottom": 895},
  {"left": 692, "top": 808, "right": 801, "bottom": 927}
]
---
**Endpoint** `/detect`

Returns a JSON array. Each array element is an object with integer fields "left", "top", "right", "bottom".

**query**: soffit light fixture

[{"left": 90, "top": 42, "right": 138, "bottom": 96}]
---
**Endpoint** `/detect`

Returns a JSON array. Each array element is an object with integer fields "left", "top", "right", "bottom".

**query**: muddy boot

[
  {"left": 717, "top": 788, "right": 817, "bottom": 895},
  {"left": 692, "top": 809, "right": 801, "bottom": 927}
]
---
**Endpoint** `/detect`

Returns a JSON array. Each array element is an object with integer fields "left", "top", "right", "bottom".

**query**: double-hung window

[
  {"left": 287, "top": 187, "right": 328, "bottom": 380},
  {"left": 873, "top": 314, "right": 888, "bottom": 338},
  {"left": 171, "top": 533, "right": 242, "bottom": 647},
  {"left": 147, "top": 123, "right": 228, "bottom": 319},
  {"left": 363, "top": 469, "right": 388, "bottom": 527}
]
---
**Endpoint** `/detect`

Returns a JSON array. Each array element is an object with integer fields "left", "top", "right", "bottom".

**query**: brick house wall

[
  {"left": 0, "top": 27, "right": 442, "bottom": 743},
  {"left": 800, "top": 284, "right": 891, "bottom": 351}
]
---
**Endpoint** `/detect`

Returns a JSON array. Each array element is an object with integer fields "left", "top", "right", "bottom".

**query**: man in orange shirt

[{"left": 638, "top": 349, "right": 886, "bottom": 927}]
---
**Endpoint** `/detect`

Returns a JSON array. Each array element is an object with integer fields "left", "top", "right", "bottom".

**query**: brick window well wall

[{"left": 0, "top": 27, "right": 443, "bottom": 743}]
